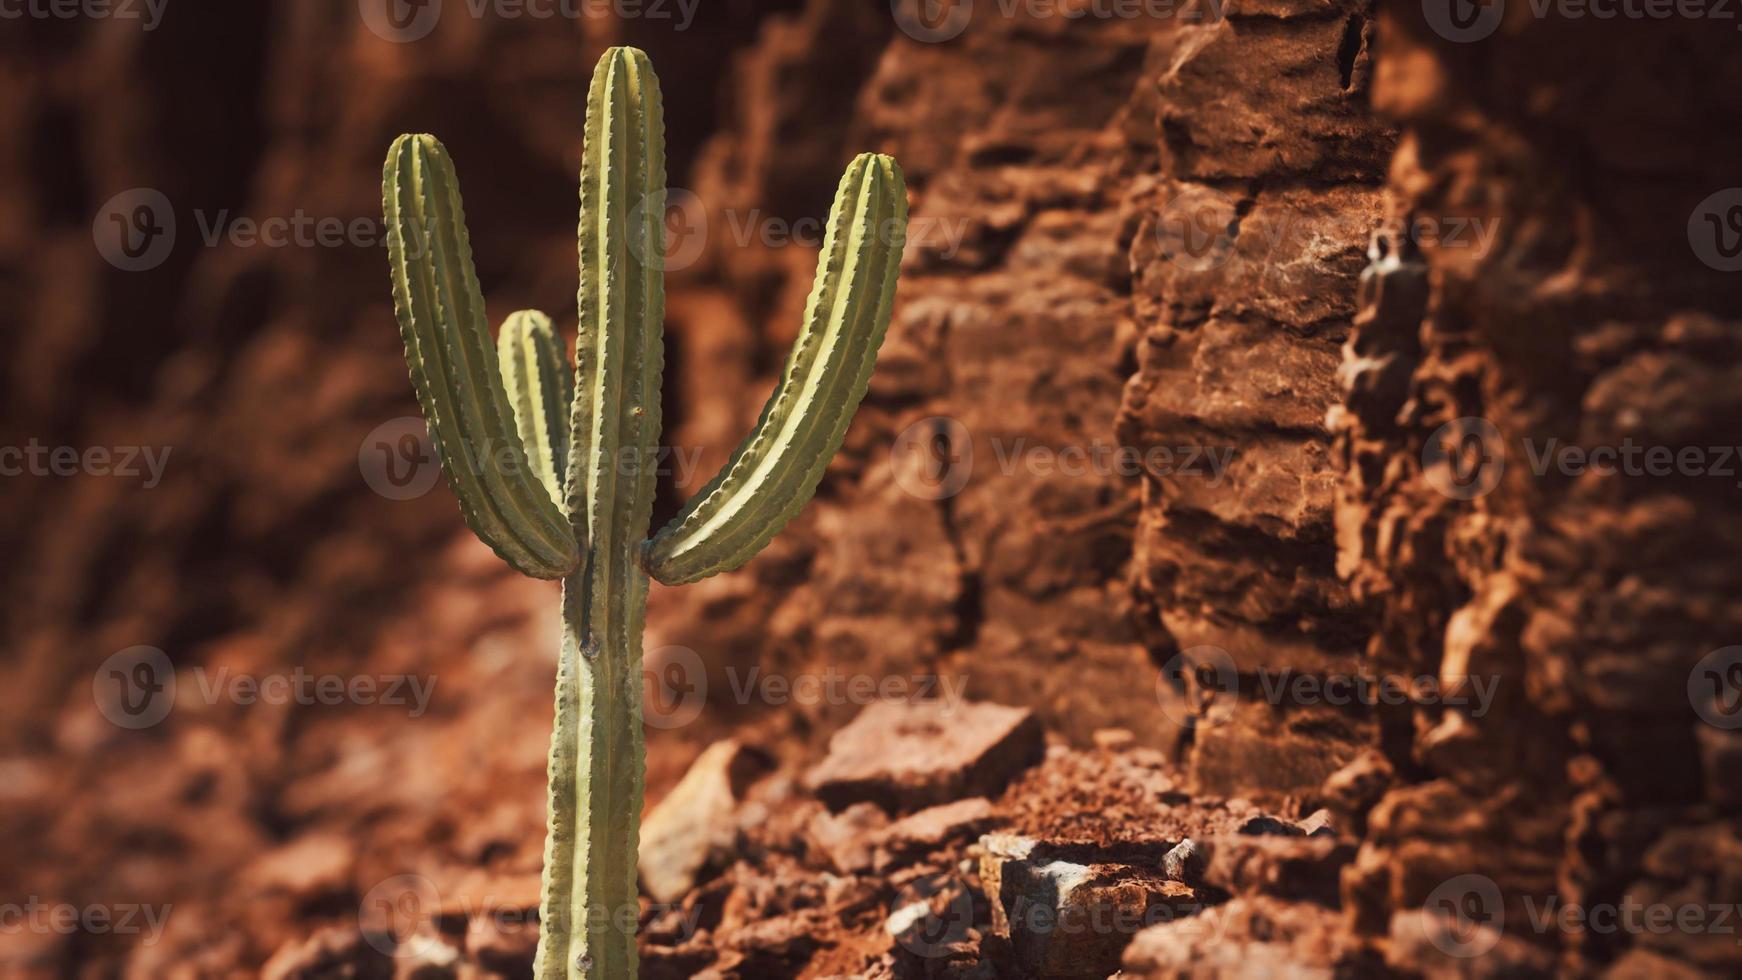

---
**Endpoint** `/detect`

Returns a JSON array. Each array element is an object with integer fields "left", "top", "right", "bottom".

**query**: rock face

[
  {"left": 1328, "top": 7, "right": 1742, "bottom": 978},
  {"left": 1115, "top": 0, "right": 1391, "bottom": 801}
]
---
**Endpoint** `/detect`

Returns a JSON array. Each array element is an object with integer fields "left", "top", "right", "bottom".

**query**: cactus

[{"left": 382, "top": 46, "right": 906, "bottom": 979}]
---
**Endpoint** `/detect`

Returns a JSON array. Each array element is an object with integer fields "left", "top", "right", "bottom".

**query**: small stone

[
  {"left": 1162, "top": 838, "right": 1205, "bottom": 885},
  {"left": 1092, "top": 728, "right": 1136, "bottom": 752},
  {"left": 806, "top": 700, "right": 1044, "bottom": 812},
  {"left": 639, "top": 740, "right": 772, "bottom": 903},
  {"left": 1298, "top": 808, "right": 1335, "bottom": 837},
  {"left": 398, "top": 935, "right": 461, "bottom": 980}
]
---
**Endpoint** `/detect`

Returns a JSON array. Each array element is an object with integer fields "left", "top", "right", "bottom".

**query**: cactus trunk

[{"left": 384, "top": 43, "right": 904, "bottom": 980}]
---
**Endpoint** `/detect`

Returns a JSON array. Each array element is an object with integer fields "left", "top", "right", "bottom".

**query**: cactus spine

[{"left": 383, "top": 46, "right": 906, "bottom": 980}]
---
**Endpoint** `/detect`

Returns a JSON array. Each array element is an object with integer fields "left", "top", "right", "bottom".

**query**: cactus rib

[
  {"left": 384, "top": 134, "right": 580, "bottom": 579},
  {"left": 643, "top": 153, "right": 907, "bottom": 586},
  {"left": 498, "top": 310, "right": 573, "bottom": 505}
]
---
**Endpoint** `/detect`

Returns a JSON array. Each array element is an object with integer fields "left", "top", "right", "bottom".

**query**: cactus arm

[
  {"left": 642, "top": 153, "right": 906, "bottom": 586},
  {"left": 383, "top": 134, "right": 581, "bottom": 580},
  {"left": 498, "top": 310, "right": 573, "bottom": 506},
  {"left": 535, "top": 46, "right": 664, "bottom": 980}
]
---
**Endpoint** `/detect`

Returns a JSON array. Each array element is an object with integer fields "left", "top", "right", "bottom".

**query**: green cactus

[{"left": 382, "top": 46, "right": 906, "bottom": 979}]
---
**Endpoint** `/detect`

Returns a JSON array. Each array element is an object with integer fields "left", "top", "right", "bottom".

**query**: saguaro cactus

[{"left": 382, "top": 47, "right": 906, "bottom": 979}]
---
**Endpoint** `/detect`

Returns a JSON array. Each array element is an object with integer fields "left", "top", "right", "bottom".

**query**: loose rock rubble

[{"left": 625, "top": 700, "right": 1359, "bottom": 979}]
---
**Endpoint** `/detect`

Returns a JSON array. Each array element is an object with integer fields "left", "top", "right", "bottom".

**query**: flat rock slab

[{"left": 805, "top": 700, "right": 1044, "bottom": 812}]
